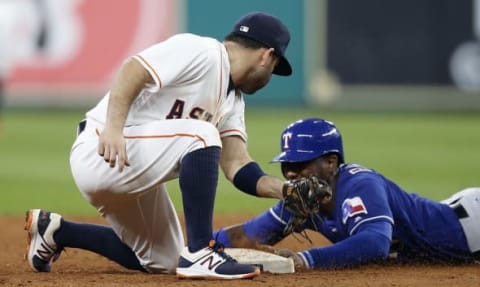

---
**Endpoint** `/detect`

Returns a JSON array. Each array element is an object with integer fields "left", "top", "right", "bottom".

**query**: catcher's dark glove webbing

[{"left": 281, "top": 176, "right": 332, "bottom": 241}]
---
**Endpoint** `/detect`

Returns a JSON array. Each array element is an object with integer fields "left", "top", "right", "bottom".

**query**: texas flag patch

[{"left": 342, "top": 197, "right": 368, "bottom": 224}]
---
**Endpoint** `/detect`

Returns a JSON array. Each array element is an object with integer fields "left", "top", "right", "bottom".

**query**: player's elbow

[
  {"left": 358, "top": 221, "right": 392, "bottom": 262},
  {"left": 376, "top": 239, "right": 391, "bottom": 260},
  {"left": 365, "top": 232, "right": 391, "bottom": 261}
]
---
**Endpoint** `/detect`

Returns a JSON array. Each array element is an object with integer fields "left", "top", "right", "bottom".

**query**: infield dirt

[{"left": 1, "top": 215, "right": 479, "bottom": 287}]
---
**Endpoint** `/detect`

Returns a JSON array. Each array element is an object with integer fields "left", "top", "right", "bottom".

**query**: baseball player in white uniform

[{"left": 25, "top": 12, "right": 293, "bottom": 280}]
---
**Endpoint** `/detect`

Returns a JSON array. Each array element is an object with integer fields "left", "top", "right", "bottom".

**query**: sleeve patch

[{"left": 342, "top": 197, "right": 368, "bottom": 224}]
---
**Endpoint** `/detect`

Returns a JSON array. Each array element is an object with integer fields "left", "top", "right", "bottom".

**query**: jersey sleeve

[
  {"left": 340, "top": 177, "right": 394, "bottom": 236},
  {"left": 300, "top": 221, "right": 392, "bottom": 268},
  {"left": 133, "top": 34, "right": 215, "bottom": 91},
  {"left": 218, "top": 94, "right": 247, "bottom": 141},
  {"left": 239, "top": 201, "right": 291, "bottom": 245}
]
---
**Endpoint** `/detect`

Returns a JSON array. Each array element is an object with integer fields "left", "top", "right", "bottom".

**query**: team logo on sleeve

[{"left": 342, "top": 197, "right": 368, "bottom": 224}]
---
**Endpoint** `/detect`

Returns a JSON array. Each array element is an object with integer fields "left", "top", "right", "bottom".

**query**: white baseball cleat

[
  {"left": 176, "top": 240, "right": 261, "bottom": 280},
  {"left": 25, "top": 209, "right": 63, "bottom": 272}
]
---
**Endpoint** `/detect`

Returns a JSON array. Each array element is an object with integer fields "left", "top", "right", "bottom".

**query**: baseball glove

[{"left": 281, "top": 176, "right": 332, "bottom": 241}]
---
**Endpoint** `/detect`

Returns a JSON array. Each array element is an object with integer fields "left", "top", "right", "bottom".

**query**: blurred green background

[{"left": 1, "top": 109, "right": 478, "bottom": 216}]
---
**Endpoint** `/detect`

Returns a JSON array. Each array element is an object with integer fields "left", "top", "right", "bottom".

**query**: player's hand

[
  {"left": 97, "top": 128, "right": 130, "bottom": 172},
  {"left": 274, "top": 248, "right": 307, "bottom": 270}
]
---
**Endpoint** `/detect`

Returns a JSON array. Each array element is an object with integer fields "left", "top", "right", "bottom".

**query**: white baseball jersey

[
  {"left": 86, "top": 33, "right": 247, "bottom": 141},
  {"left": 70, "top": 33, "right": 248, "bottom": 273}
]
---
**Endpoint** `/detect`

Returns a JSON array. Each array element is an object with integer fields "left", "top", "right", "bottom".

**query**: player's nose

[{"left": 284, "top": 171, "right": 300, "bottom": 181}]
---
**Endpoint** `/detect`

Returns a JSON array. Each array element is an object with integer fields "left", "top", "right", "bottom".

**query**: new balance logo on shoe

[
  {"left": 37, "top": 242, "right": 55, "bottom": 261},
  {"left": 199, "top": 255, "right": 223, "bottom": 270}
]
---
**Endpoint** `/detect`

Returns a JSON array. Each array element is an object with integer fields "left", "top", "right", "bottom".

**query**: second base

[{"left": 225, "top": 248, "right": 295, "bottom": 274}]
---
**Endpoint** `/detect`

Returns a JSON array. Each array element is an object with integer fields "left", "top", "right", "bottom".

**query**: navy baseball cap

[{"left": 231, "top": 12, "right": 292, "bottom": 76}]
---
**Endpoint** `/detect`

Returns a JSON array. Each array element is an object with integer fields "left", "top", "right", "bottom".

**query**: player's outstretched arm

[
  {"left": 299, "top": 221, "right": 392, "bottom": 269},
  {"left": 215, "top": 225, "right": 276, "bottom": 253},
  {"left": 220, "top": 136, "right": 283, "bottom": 199},
  {"left": 214, "top": 204, "right": 288, "bottom": 250}
]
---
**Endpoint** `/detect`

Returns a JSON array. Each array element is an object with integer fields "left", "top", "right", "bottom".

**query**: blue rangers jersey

[{"left": 216, "top": 164, "right": 474, "bottom": 268}]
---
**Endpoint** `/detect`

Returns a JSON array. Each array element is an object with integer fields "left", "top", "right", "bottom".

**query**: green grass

[{"left": 1, "top": 109, "right": 479, "bottom": 216}]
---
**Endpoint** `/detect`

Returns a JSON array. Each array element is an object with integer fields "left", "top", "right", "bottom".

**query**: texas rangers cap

[{"left": 231, "top": 12, "right": 292, "bottom": 76}]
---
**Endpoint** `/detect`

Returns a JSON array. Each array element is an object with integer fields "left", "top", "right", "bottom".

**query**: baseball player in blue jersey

[
  {"left": 214, "top": 118, "right": 480, "bottom": 269},
  {"left": 24, "top": 12, "right": 292, "bottom": 279}
]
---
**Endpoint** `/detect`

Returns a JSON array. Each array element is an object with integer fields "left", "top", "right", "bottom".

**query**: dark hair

[{"left": 224, "top": 33, "right": 269, "bottom": 50}]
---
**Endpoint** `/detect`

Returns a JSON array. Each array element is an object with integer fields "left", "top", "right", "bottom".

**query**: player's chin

[
  {"left": 241, "top": 89, "right": 257, "bottom": 95},
  {"left": 240, "top": 83, "right": 267, "bottom": 95}
]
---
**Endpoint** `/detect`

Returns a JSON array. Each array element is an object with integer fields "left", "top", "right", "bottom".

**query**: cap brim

[{"left": 273, "top": 56, "right": 292, "bottom": 76}]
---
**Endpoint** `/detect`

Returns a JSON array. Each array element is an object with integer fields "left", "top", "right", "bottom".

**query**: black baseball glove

[{"left": 281, "top": 176, "right": 332, "bottom": 240}]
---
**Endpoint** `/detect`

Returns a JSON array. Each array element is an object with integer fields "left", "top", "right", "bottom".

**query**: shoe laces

[{"left": 208, "top": 240, "right": 237, "bottom": 262}]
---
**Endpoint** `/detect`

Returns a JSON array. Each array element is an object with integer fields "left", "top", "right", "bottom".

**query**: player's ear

[
  {"left": 260, "top": 48, "right": 275, "bottom": 66},
  {"left": 325, "top": 154, "right": 339, "bottom": 170}
]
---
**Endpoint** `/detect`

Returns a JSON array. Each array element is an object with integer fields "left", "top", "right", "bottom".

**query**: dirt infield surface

[{"left": 1, "top": 215, "right": 479, "bottom": 287}]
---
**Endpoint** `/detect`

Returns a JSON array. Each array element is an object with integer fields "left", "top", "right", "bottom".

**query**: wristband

[
  {"left": 298, "top": 251, "right": 312, "bottom": 269},
  {"left": 233, "top": 161, "right": 266, "bottom": 197}
]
